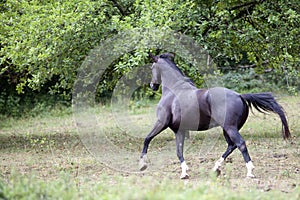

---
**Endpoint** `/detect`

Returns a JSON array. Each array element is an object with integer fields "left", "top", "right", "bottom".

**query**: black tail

[{"left": 241, "top": 93, "right": 291, "bottom": 139}]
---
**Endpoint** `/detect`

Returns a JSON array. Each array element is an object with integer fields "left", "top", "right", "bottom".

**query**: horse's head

[
  {"left": 149, "top": 53, "right": 175, "bottom": 91},
  {"left": 149, "top": 53, "right": 161, "bottom": 91}
]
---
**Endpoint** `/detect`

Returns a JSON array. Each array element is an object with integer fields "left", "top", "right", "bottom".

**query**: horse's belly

[
  {"left": 198, "top": 118, "right": 219, "bottom": 130},
  {"left": 177, "top": 106, "right": 214, "bottom": 131}
]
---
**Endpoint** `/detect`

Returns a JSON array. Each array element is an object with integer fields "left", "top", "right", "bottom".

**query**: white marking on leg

[
  {"left": 180, "top": 161, "right": 189, "bottom": 179},
  {"left": 246, "top": 161, "right": 255, "bottom": 178},
  {"left": 212, "top": 157, "right": 224, "bottom": 171}
]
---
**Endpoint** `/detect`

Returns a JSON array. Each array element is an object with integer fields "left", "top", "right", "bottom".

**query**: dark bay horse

[{"left": 139, "top": 53, "right": 291, "bottom": 179}]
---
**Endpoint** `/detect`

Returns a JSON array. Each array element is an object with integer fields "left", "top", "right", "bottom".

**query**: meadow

[{"left": 0, "top": 96, "right": 299, "bottom": 199}]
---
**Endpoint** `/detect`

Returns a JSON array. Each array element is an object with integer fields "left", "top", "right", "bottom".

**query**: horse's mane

[{"left": 159, "top": 54, "right": 195, "bottom": 86}]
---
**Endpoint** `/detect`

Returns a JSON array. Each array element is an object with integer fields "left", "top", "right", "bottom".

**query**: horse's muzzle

[{"left": 150, "top": 83, "right": 160, "bottom": 91}]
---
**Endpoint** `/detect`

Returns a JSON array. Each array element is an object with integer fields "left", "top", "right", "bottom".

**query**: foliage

[
  {"left": 0, "top": 0, "right": 113, "bottom": 94},
  {"left": 0, "top": 91, "right": 69, "bottom": 117},
  {"left": 222, "top": 68, "right": 300, "bottom": 94},
  {"left": 0, "top": 0, "right": 299, "bottom": 115}
]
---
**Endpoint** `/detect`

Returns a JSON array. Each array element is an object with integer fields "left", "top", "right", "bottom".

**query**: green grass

[
  {"left": 0, "top": 96, "right": 299, "bottom": 199},
  {"left": 1, "top": 172, "right": 299, "bottom": 200}
]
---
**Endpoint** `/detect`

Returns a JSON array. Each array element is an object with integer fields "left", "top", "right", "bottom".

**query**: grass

[
  {"left": 0, "top": 96, "right": 299, "bottom": 199},
  {"left": 1, "top": 171, "right": 299, "bottom": 200}
]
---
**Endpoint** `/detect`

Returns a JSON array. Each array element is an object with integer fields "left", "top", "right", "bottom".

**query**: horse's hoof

[
  {"left": 180, "top": 173, "right": 189, "bottom": 179},
  {"left": 139, "top": 163, "right": 147, "bottom": 171},
  {"left": 246, "top": 173, "right": 255, "bottom": 178},
  {"left": 215, "top": 168, "right": 221, "bottom": 177},
  {"left": 139, "top": 158, "right": 148, "bottom": 171}
]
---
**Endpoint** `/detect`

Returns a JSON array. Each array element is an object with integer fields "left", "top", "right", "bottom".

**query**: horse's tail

[{"left": 240, "top": 93, "right": 291, "bottom": 139}]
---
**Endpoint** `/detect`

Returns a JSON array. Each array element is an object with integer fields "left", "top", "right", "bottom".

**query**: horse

[{"left": 138, "top": 52, "right": 291, "bottom": 179}]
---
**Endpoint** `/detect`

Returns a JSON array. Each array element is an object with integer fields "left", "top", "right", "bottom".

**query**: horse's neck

[{"left": 161, "top": 71, "right": 196, "bottom": 94}]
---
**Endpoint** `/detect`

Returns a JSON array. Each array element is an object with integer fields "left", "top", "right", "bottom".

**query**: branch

[
  {"left": 237, "top": 60, "right": 269, "bottom": 69},
  {"left": 229, "top": 0, "right": 262, "bottom": 11},
  {"left": 109, "top": 0, "right": 126, "bottom": 16},
  {"left": 202, "top": 25, "right": 212, "bottom": 37},
  {"left": 201, "top": 0, "right": 264, "bottom": 37}
]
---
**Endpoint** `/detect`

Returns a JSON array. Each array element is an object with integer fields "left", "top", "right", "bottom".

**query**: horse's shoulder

[{"left": 196, "top": 89, "right": 209, "bottom": 99}]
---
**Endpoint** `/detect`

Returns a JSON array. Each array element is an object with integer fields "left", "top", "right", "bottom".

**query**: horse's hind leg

[
  {"left": 225, "top": 127, "right": 255, "bottom": 177},
  {"left": 213, "top": 130, "right": 237, "bottom": 173}
]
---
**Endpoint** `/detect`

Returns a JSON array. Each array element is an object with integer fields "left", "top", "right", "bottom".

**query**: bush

[{"left": 222, "top": 68, "right": 299, "bottom": 94}]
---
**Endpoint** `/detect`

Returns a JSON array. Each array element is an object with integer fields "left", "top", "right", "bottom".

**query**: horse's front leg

[
  {"left": 176, "top": 130, "right": 189, "bottom": 179},
  {"left": 139, "top": 120, "right": 167, "bottom": 171}
]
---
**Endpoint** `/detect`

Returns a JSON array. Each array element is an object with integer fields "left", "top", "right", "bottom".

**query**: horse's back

[{"left": 156, "top": 86, "right": 247, "bottom": 132}]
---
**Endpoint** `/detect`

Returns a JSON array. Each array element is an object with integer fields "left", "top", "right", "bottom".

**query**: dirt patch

[{"left": 0, "top": 132, "right": 299, "bottom": 193}]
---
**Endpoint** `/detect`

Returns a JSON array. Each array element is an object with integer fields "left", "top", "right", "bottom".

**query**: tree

[{"left": 0, "top": 0, "right": 299, "bottom": 115}]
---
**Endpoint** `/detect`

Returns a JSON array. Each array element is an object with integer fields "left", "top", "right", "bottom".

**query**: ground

[{"left": 0, "top": 96, "right": 299, "bottom": 199}]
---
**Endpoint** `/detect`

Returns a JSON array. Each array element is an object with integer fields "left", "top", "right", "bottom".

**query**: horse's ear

[
  {"left": 159, "top": 53, "right": 175, "bottom": 61},
  {"left": 149, "top": 52, "right": 158, "bottom": 63},
  {"left": 167, "top": 53, "right": 175, "bottom": 61}
]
